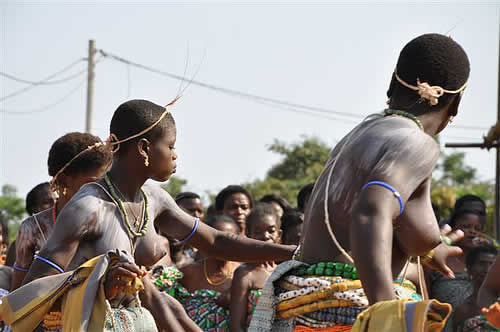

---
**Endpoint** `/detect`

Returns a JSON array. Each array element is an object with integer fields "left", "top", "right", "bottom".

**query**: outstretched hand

[
  {"left": 104, "top": 262, "right": 146, "bottom": 300},
  {"left": 423, "top": 224, "right": 464, "bottom": 279}
]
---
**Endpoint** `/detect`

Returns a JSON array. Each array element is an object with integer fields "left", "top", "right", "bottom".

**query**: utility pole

[{"left": 85, "top": 40, "right": 96, "bottom": 134}]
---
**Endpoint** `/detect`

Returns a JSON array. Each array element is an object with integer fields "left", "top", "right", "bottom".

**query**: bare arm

[
  {"left": 11, "top": 219, "right": 37, "bottom": 290},
  {"left": 478, "top": 254, "right": 500, "bottom": 308},
  {"left": 23, "top": 194, "right": 97, "bottom": 284},
  {"left": 351, "top": 185, "right": 399, "bottom": 304},
  {"left": 152, "top": 187, "right": 295, "bottom": 263},
  {"left": 229, "top": 266, "right": 251, "bottom": 332}
]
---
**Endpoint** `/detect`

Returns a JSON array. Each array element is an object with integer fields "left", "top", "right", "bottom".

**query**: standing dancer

[{"left": 250, "top": 33, "right": 469, "bottom": 332}]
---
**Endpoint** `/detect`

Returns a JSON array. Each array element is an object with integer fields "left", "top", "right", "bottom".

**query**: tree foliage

[
  {"left": 161, "top": 176, "right": 188, "bottom": 199},
  {"left": 245, "top": 137, "right": 331, "bottom": 205},
  {"left": 0, "top": 184, "right": 26, "bottom": 243}
]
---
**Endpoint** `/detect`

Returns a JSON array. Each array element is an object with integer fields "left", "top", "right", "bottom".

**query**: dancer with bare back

[{"left": 249, "top": 33, "right": 470, "bottom": 332}]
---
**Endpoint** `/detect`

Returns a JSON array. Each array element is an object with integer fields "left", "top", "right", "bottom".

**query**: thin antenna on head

[
  {"left": 177, "top": 45, "right": 207, "bottom": 98},
  {"left": 176, "top": 43, "right": 191, "bottom": 97},
  {"left": 444, "top": 18, "right": 464, "bottom": 36}
]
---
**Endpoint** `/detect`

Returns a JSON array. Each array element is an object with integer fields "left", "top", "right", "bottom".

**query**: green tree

[
  {"left": 161, "top": 176, "right": 187, "bottom": 198},
  {"left": 0, "top": 184, "right": 26, "bottom": 243},
  {"left": 245, "top": 137, "right": 331, "bottom": 205},
  {"left": 431, "top": 151, "right": 495, "bottom": 235}
]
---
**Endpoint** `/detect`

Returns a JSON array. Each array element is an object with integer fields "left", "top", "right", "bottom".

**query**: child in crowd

[{"left": 229, "top": 203, "right": 282, "bottom": 332}]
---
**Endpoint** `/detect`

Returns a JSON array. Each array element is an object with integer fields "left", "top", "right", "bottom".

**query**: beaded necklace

[
  {"left": 384, "top": 109, "right": 424, "bottom": 131},
  {"left": 203, "top": 259, "right": 233, "bottom": 286},
  {"left": 104, "top": 174, "right": 149, "bottom": 238}
]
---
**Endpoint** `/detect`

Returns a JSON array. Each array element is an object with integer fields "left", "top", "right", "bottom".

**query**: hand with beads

[{"left": 104, "top": 261, "right": 146, "bottom": 300}]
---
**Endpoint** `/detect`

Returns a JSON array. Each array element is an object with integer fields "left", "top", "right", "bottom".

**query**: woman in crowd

[
  {"left": 215, "top": 185, "right": 253, "bottom": 236},
  {"left": 230, "top": 204, "right": 282, "bottom": 332},
  {"left": 11, "top": 132, "right": 112, "bottom": 291}
]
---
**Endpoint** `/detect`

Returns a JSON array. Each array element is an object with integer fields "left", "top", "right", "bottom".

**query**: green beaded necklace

[
  {"left": 104, "top": 174, "right": 149, "bottom": 238},
  {"left": 384, "top": 109, "right": 424, "bottom": 131},
  {"left": 294, "top": 261, "right": 358, "bottom": 280}
]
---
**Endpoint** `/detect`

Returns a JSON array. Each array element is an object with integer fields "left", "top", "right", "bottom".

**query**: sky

[{"left": 1, "top": 1, "right": 499, "bottom": 203}]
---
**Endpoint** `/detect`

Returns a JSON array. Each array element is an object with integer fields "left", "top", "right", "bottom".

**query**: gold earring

[
  {"left": 448, "top": 116, "right": 454, "bottom": 124},
  {"left": 144, "top": 155, "right": 149, "bottom": 167},
  {"left": 62, "top": 187, "right": 67, "bottom": 196}
]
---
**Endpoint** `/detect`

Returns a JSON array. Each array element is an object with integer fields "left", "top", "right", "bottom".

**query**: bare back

[{"left": 301, "top": 115, "right": 440, "bottom": 267}]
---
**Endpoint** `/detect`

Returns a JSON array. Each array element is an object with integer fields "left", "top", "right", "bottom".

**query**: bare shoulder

[
  {"left": 18, "top": 209, "right": 51, "bottom": 234},
  {"left": 233, "top": 263, "right": 254, "bottom": 281},
  {"left": 142, "top": 183, "right": 176, "bottom": 214}
]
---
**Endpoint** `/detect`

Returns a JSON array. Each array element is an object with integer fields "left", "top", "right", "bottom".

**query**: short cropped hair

[
  {"left": 25, "top": 182, "right": 53, "bottom": 215},
  {"left": 110, "top": 99, "right": 176, "bottom": 154},
  {"left": 246, "top": 203, "right": 280, "bottom": 233},
  {"left": 465, "top": 244, "right": 497, "bottom": 270},
  {"left": 48, "top": 132, "right": 112, "bottom": 178}
]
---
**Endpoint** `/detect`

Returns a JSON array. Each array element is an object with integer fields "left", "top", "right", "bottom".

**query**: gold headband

[
  {"left": 50, "top": 97, "right": 179, "bottom": 192},
  {"left": 395, "top": 72, "right": 467, "bottom": 106}
]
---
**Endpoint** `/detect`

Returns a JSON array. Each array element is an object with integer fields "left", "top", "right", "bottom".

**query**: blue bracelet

[
  {"left": 361, "top": 180, "right": 404, "bottom": 216},
  {"left": 178, "top": 217, "right": 199, "bottom": 244},
  {"left": 13, "top": 263, "right": 29, "bottom": 272},
  {"left": 34, "top": 255, "right": 64, "bottom": 273}
]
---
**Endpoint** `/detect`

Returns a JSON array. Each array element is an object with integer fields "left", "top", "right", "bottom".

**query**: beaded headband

[
  {"left": 50, "top": 97, "right": 179, "bottom": 192},
  {"left": 394, "top": 72, "right": 467, "bottom": 106}
]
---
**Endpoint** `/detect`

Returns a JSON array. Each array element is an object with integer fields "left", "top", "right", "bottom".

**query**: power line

[
  {"left": 99, "top": 49, "right": 490, "bottom": 131},
  {"left": 0, "top": 78, "right": 86, "bottom": 115},
  {"left": 99, "top": 49, "right": 365, "bottom": 120},
  {"left": 0, "top": 57, "right": 87, "bottom": 102}
]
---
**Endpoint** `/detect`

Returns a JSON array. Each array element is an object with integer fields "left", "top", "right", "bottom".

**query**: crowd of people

[{"left": 0, "top": 33, "right": 499, "bottom": 332}]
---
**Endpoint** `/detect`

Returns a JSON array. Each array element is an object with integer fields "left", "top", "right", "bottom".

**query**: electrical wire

[
  {"left": 99, "top": 49, "right": 491, "bottom": 131},
  {"left": 0, "top": 78, "right": 86, "bottom": 115}
]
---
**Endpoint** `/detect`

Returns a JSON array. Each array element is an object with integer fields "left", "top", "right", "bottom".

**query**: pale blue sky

[{"left": 1, "top": 1, "right": 499, "bottom": 201}]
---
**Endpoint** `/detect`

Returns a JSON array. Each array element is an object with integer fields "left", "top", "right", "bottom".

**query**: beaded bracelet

[{"left": 13, "top": 263, "right": 29, "bottom": 272}]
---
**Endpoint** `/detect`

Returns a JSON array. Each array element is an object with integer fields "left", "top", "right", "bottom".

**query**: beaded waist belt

[{"left": 275, "top": 262, "right": 421, "bottom": 328}]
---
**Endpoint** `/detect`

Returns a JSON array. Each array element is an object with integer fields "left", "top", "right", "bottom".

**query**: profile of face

[
  {"left": 178, "top": 198, "right": 204, "bottom": 220},
  {"left": 469, "top": 252, "right": 496, "bottom": 287},
  {"left": 147, "top": 129, "right": 178, "bottom": 182},
  {"left": 454, "top": 213, "right": 483, "bottom": 249},
  {"left": 213, "top": 219, "right": 239, "bottom": 235},
  {"left": 283, "top": 223, "right": 303, "bottom": 246},
  {"left": 59, "top": 164, "right": 109, "bottom": 199},
  {"left": 247, "top": 214, "right": 281, "bottom": 244},
  {"left": 222, "top": 193, "right": 251, "bottom": 233}
]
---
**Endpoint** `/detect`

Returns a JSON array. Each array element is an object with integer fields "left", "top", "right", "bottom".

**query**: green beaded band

[
  {"left": 104, "top": 174, "right": 149, "bottom": 238},
  {"left": 384, "top": 109, "right": 424, "bottom": 131},
  {"left": 294, "top": 262, "right": 358, "bottom": 280}
]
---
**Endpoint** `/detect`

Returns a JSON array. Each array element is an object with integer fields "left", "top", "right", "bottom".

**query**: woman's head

[
  {"left": 48, "top": 132, "right": 112, "bottom": 199},
  {"left": 246, "top": 203, "right": 281, "bottom": 244},
  {"left": 25, "top": 182, "right": 56, "bottom": 215},
  {"left": 206, "top": 214, "right": 240, "bottom": 235},
  {"left": 259, "top": 194, "right": 292, "bottom": 218},
  {"left": 465, "top": 245, "right": 497, "bottom": 289},
  {"left": 110, "top": 99, "right": 177, "bottom": 182},
  {"left": 281, "top": 210, "right": 304, "bottom": 246},
  {"left": 215, "top": 185, "right": 253, "bottom": 233},
  {"left": 175, "top": 192, "right": 204, "bottom": 220},
  {"left": 449, "top": 195, "right": 486, "bottom": 249}
]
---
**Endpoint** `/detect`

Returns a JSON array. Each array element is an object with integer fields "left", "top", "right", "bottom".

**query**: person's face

[
  {"left": 247, "top": 214, "right": 281, "bottom": 244},
  {"left": 213, "top": 220, "right": 239, "bottom": 235},
  {"left": 222, "top": 193, "right": 251, "bottom": 232},
  {"left": 34, "top": 191, "right": 57, "bottom": 214},
  {"left": 469, "top": 252, "right": 496, "bottom": 287},
  {"left": 454, "top": 214, "right": 483, "bottom": 249},
  {"left": 283, "top": 223, "right": 303, "bottom": 246},
  {"left": 148, "top": 129, "right": 177, "bottom": 182},
  {"left": 178, "top": 198, "right": 204, "bottom": 220},
  {"left": 61, "top": 164, "right": 108, "bottom": 200}
]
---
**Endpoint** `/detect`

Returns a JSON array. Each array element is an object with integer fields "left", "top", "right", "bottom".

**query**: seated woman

[
  {"left": 454, "top": 244, "right": 497, "bottom": 331},
  {"left": 11, "top": 133, "right": 112, "bottom": 291},
  {"left": 230, "top": 203, "right": 281, "bottom": 332}
]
